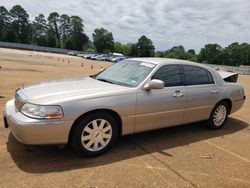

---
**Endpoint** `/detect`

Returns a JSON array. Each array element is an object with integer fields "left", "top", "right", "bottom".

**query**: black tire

[
  {"left": 208, "top": 101, "right": 229, "bottom": 130},
  {"left": 71, "top": 112, "right": 119, "bottom": 157}
]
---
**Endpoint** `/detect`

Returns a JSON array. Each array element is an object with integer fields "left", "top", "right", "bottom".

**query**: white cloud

[{"left": 1, "top": 0, "right": 250, "bottom": 51}]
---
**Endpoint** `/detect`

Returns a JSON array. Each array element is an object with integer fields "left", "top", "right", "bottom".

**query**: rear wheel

[
  {"left": 71, "top": 112, "right": 118, "bottom": 157},
  {"left": 208, "top": 101, "right": 229, "bottom": 129}
]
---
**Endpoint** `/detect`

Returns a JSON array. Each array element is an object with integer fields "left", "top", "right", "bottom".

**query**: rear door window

[{"left": 183, "top": 65, "right": 214, "bottom": 85}]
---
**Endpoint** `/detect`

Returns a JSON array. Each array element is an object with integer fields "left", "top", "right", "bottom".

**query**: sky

[{"left": 1, "top": 0, "right": 250, "bottom": 52}]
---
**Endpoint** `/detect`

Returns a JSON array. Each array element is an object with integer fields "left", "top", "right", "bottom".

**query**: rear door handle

[{"left": 210, "top": 89, "right": 218, "bottom": 94}]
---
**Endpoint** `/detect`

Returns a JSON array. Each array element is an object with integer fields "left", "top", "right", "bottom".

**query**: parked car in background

[
  {"left": 82, "top": 54, "right": 89, "bottom": 58},
  {"left": 3, "top": 58, "right": 245, "bottom": 157},
  {"left": 67, "top": 51, "right": 77, "bottom": 56},
  {"left": 73, "top": 51, "right": 127, "bottom": 62},
  {"left": 90, "top": 54, "right": 100, "bottom": 60},
  {"left": 86, "top": 53, "right": 93, "bottom": 59},
  {"left": 99, "top": 54, "right": 109, "bottom": 61},
  {"left": 112, "top": 56, "right": 127, "bottom": 62},
  {"left": 77, "top": 53, "right": 85, "bottom": 58},
  {"left": 112, "top": 53, "right": 123, "bottom": 56},
  {"left": 94, "top": 54, "right": 106, "bottom": 61},
  {"left": 105, "top": 54, "right": 115, "bottom": 61},
  {"left": 107, "top": 55, "right": 119, "bottom": 62}
]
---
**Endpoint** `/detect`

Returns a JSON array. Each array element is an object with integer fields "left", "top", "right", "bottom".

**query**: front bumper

[
  {"left": 3, "top": 111, "right": 8, "bottom": 128},
  {"left": 3, "top": 99, "right": 72, "bottom": 145}
]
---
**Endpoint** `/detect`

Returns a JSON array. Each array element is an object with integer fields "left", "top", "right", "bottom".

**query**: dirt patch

[{"left": 1, "top": 67, "right": 43, "bottom": 73}]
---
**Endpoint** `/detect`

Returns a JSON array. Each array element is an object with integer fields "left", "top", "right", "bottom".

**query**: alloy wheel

[
  {"left": 213, "top": 105, "right": 227, "bottom": 127},
  {"left": 81, "top": 119, "right": 112, "bottom": 151}
]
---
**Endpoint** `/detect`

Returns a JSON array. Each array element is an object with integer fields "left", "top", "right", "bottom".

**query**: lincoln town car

[{"left": 3, "top": 58, "right": 245, "bottom": 156}]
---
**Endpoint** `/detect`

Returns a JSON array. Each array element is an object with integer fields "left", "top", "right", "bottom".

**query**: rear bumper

[
  {"left": 230, "top": 96, "right": 246, "bottom": 114},
  {"left": 3, "top": 99, "right": 72, "bottom": 145}
]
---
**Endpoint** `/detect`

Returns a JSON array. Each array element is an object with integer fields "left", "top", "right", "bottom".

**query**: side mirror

[{"left": 144, "top": 79, "right": 164, "bottom": 90}]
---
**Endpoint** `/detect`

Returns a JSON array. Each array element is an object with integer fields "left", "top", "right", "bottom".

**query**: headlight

[{"left": 21, "top": 103, "right": 63, "bottom": 119}]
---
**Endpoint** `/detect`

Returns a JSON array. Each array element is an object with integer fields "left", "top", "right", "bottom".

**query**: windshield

[{"left": 94, "top": 60, "right": 156, "bottom": 87}]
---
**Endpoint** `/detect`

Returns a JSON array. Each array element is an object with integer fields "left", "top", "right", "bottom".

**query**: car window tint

[
  {"left": 152, "top": 65, "right": 182, "bottom": 87},
  {"left": 183, "top": 65, "right": 214, "bottom": 85}
]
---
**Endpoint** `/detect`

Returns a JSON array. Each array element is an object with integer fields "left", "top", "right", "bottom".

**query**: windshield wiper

[{"left": 96, "top": 78, "right": 114, "bottom": 84}]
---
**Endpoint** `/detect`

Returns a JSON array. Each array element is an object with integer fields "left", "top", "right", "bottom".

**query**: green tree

[
  {"left": 165, "top": 45, "right": 186, "bottom": 59},
  {"left": 114, "top": 42, "right": 133, "bottom": 56},
  {"left": 59, "top": 14, "right": 70, "bottom": 48},
  {"left": 92, "top": 28, "right": 114, "bottom": 53},
  {"left": 224, "top": 42, "right": 250, "bottom": 66},
  {"left": 130, "top": 44, "right": 138, "bottom": 57},
  {"left": 137, "top": 35, "right": 155, "bottom": 57},
  {"left": 154, "top": 51, "right": 164, "bottom": 57},
  {"left": 31, "top": 14, "right": 47, "bottom": 46},
  {"left": 46, "top": 27, "right": 56, "bottom": 47},
  {"left": 68, "top": 16, "right": 88, "bottom": 50},
  {"left": 187, "top": 49, "right": 195, "bottom": 55},
  {"left": 0, "top": 6, "right": 11, "bottom": 41},
  {"left": 48, "top": 12, "right": 60, "bottom": 47},
  {"left": 198, "top": 44, "right": 222, "bottom": 64},
  {"left": 9, "top": 5, "right": 30, "bottom": 43},
  {"left": 83, "top": 40, "right": 95, "bottom": 51},
  {"left": 121, "top": 43, "right": 132, "bottom": 56},
  {"left": 114, "top": 42, "right": 123, "bottom": 53},
  {"left": 185, "top": 49, "right": 197, "bottom": 61}
]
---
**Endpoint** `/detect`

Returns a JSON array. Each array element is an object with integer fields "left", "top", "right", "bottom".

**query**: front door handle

[
  {"left": 210, "top": 89, "right": 218, "bottom": 94},
  {"left": 173, "top": 90, "right": 183, "bottom": 98}
]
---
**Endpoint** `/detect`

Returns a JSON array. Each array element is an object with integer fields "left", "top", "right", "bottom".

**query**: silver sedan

[{"left": 3, "top": 58, "right": 246, "bottom": 156}]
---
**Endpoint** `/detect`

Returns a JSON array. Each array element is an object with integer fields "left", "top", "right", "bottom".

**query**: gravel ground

[{"left": 0, "top": 48, "right": 249, "bottom": 188}]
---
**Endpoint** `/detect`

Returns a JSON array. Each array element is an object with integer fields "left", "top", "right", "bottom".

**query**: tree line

[
  {"left": 0, "top": 5, "right": 89, "bottom": 50},
  {"left": 0, "top": 5, "right": 249, "bottom": 66},
  {"left": 155, "top": 43, "right": 250, "bottom": 66}
]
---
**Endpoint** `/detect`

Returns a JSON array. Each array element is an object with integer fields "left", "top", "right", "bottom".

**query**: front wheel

[
  {"left": 71, "top": 112, "right": 118, "bottom": 157},
  {"left": 208, "top": 101, "right": 229, "bottom": 129}
]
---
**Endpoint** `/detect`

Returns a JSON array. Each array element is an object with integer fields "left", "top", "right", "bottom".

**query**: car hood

[{"left": 17, "top": 76, "right": 134, "bottom": 104}]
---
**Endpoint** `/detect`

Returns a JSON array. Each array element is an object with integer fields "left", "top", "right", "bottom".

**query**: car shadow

[{"left": 6, "top": 117, "right": 249, "bottom": 173}]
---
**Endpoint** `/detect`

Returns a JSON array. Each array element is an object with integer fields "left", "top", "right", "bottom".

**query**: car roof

[
  {"left": 127, "top": 57, "right": 225, "bottom": 85},
  {"left": 128, "top": 57, "right": 215, "bottom": 70},
  {"left": 128, "top": 57, "right": 198, "bottom": 66}
]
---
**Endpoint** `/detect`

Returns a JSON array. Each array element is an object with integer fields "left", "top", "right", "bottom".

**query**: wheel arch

[
  {"left": 215, "top": 98, "right": 232, "bottom": 114},
  {"left": 67, "top": 109, "right": 122, "bottom": 144}
]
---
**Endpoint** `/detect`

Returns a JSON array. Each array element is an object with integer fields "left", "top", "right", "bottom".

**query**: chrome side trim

[
  {"left": 125, "top": 105, "right": 212, "bottom": 118},
  {"left": 185, "top": 105, "right": 212, "bottom": 111}
]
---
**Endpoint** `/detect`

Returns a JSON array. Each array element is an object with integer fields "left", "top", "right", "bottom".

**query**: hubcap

[
  {"left": 213, "top": 105, "right": 227, "bottom": 127},
  {"left": 81, "top": 119, "right": 112, "bottom": 151}
]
